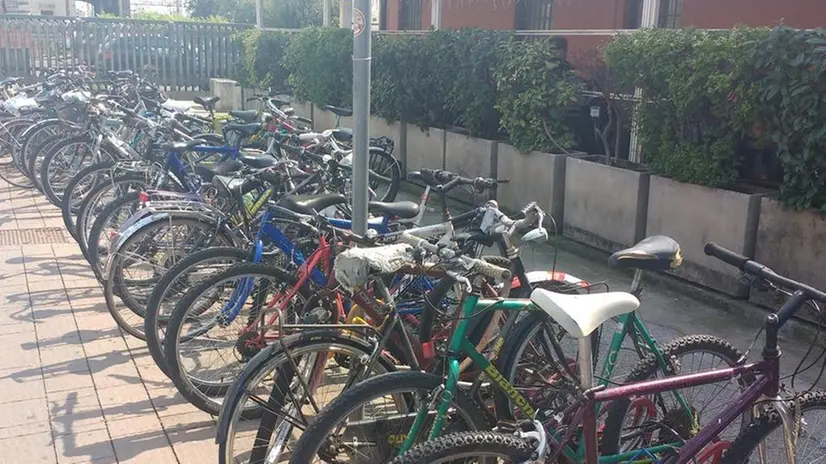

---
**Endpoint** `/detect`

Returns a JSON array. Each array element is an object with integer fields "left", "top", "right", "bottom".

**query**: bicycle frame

[{"left": 403, "top": 291, "right": 700, "bottom": 463}]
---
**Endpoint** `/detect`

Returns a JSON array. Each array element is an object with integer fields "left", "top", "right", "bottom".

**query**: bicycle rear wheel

[
  {"left": 164, "top": 263, "right": 308, "bottom": 415},
  {"left": 144, "top": 246, "right": 250, "bottom": 378},
  {"left": 104, "top": 216, "right": 235, "bottom": 339}
]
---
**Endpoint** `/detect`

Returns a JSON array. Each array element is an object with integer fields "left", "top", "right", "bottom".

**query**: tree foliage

[{"left": 187, "top": 0, "right": 331, "bottom": 27}]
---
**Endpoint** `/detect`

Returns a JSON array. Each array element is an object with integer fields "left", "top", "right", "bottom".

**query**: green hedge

[
  {"left": 238, "top": 28, "right": 582, "bottom": 152},
  {"left": 605, "top": 27, "right": 826, "bottom": 211},
  {"left": 237, "top": 26, "right": 826, "bottom": 211}
]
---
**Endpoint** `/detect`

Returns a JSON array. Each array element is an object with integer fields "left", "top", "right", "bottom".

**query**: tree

[{"left": 187, "top": 0, "right": 330, "bottom": 27}]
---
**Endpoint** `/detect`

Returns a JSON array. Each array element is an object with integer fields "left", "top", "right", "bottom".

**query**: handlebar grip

[
  {"left": 465, "top": 257, "right": 512, "bottom": 281},
  {"left": 473, "top": 177, "right": 497, "bottom": 190},
  {"left": 259, "top": 169, "right": 282, "bottom": 185},
  {"left": 297, "top": 133, "right": 319, "bottom": 142},
  {"left": 704, "top": 242, "right": 749, "bottom": 270}
]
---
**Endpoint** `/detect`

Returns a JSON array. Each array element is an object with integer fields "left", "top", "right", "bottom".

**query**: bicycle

[
  {"left": 390, "top": 242, "right": 826, "bottom": 463},
  {"left": 286, "top": 236, "right": 746, "bottom": 463}
]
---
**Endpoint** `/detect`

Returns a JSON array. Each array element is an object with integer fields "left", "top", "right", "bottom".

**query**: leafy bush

[
  {"left": 495, "top": 37, "right": 583, "bottom": 152},
  {"left": 282, "top": 27, "right": 352, "bottom": 107},
  {"left": 746, "top": 28, "right": 826, "bottom": 211},
  {"left": 235, "top": 29, "right": 291, "bottom": 89},
  {"left": 605, "top": 28, "right": 765, "bottom": 186}
]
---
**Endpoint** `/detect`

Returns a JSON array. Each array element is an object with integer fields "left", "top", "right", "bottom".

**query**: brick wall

[
  {"left": 682, "top": 0, "right": 826, "bottom": 29},
  {"left": 441, "top": 0, "right": 517, "bottom": 29}
]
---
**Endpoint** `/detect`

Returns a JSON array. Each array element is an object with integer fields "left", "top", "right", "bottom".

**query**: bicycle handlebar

[
  {"left": 412, "top": 169, "right": 499, "bottom": 192},
  {"left": 705, "top": 242, "right": 826, "bottom": 312}
]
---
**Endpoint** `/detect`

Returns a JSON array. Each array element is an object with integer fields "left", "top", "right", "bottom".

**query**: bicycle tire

[
  {"left": 19, "top": 119, "right": 62, "bottom": 183},
  {"left": 218, "top": 330, "right": 400, "bottom": 464},
  {"left": 144, "top": 246, "right": 249, "bottom": 378},
  {"left": 0, "top": 118, "right": 35, "bottom": 165},
  {"left": 164, "top": 262, "right": 308, "bottom": 415},
  {"left": 721, "top": 390, "right": 826, "bottom": 464},
  {"left": 86, "top": 191, "right": 141, "bottom": 277},
  {"left": 288, "top": 370, "right": 491, "bottom": 464},
  {"left": 369, "top": 148, "right": 401, "bottom": 202},
  {"left": 390, "top": 431, "right": 534, "bottom": 463},
  {"left": 600, "top": 334, "right": 747, "bottom": 454},
  {"left": 493, "top": 304, "right": 587, "bottom": 423},
  {"left": 61, "top": 161, "right": 116, "bottom": 241},
  {"left": 28, "top": 129, "right": 75, "bottom": 192},
  {"left": 40, "top": 135, "right": 117, "bottom": 206},
  {"left": 75, "top": 173, "right": 149, "bottom": 261},
  {"left": 104, "top": 216, "right": 236, "bottom": 339}
]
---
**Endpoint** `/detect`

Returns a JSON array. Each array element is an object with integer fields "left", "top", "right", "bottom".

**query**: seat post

[
  {"left": 578, "top": 336, "right": 594, "bottom": 389},
  {"left": 629, "top": 268, "right": 644, "bottom": 295}
]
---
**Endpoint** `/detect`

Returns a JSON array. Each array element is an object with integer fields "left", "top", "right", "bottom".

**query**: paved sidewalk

[{"left": 0, "top": 179, "right": 216, "bottom": 464}]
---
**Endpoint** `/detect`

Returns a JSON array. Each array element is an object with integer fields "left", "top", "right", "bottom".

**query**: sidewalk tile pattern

[{"left": 0, "top": 180, "right": 217, "bottom": 464}]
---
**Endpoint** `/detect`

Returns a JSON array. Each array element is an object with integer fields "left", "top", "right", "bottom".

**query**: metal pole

[
  {"left": 628, "top": 0, "right": 661, "bottom": 162},
  {"left": 340, "top": 0, "right": 352, "bottom": 28},
  {"left": 323, "top": 0, "right": 331, "bottom": 26},
  {"left": 255, "top": 0, "right": 264, "bottom": 28},
  {"left": 350, "top": 0, "right": 371, "bottom": 235},
  {"left": 431, "top": 0, "right": 442, "bottom": 29}
]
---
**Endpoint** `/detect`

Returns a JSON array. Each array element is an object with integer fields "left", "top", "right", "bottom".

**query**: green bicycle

[{"left": 287, "top": 235, "right": 746, "bottom": 463}]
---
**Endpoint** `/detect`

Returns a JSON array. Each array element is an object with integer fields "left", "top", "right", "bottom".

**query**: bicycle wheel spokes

[
  {"left": 225, "top": 342, "right": 390, "bottom": 464},
  {"left": 167, "top": 266, "right": 306, "bottom": 415}
]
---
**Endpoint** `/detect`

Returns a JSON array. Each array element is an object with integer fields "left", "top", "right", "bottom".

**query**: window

[
  {"left": 658, "top": 0, "right": 683, "bottom": 28},
  {"left": 399, "top": 0, "right": 422, "bottom": 30},
  {"left": 624, "top": 0, "right": 643, "bottom": 29},
  {"left": 515, "top": 0, "right": 553, "bottom": 30}
]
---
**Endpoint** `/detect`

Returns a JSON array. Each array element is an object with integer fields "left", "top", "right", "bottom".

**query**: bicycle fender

[{"left": 495, "top": 270, "right": 589, "bottom": 292}]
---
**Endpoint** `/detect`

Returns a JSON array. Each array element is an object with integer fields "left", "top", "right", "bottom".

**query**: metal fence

[{"left": 0, "top": 15, "right": 251, "bottom": 90}]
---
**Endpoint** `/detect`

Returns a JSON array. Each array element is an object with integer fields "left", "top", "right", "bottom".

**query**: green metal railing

[{"left": 0, "top": 15, "right": 251, "bottom": 90}]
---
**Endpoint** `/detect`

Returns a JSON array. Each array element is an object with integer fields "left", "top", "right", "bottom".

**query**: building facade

[
  {"left": 2, "top": 0, "right": 76, "bottom": 16},
  {"left": 378, "top": 0, "right": 826, "bottom": 57}
]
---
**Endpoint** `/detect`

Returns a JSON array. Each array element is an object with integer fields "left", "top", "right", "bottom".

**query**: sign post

[{"left": 350, "top": 0, "right": 371, "bottom": 235}]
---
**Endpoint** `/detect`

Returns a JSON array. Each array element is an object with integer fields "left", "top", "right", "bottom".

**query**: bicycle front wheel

[
  {"left": 219, "top": 330, "right": 399, "bottom": 464},
  {"left": 164, "top": 263, "right": 308, "bottom": 415},
  {"left": 722, "top": 390, "right": 826, "bottom": 464},
  {"left": 390, "top": 431, "right": 534, "bottom": 463},
  {"left": 288, "top": 371, "right": 491, "bottom": 464}
]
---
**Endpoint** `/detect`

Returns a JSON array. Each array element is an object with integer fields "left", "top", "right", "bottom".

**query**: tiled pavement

[{"left": 0, "top": 179, "right": 217, "bottom": 464}]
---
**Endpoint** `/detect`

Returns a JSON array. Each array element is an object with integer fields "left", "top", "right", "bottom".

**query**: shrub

[
  {"left": 282, "top": 27, "right": 352, "bottom": 107},
  {"left": 235, "top": 29, "right": 291, "bottom": 89},
  {"left": 747, "top": 28, "right": 826, "bottom": 210},
  {"left": 605, "top": 28, "right": 766, "bottom": 186},
  {"left": 495, "top": 37, "right": 583, "bottom": 152}
]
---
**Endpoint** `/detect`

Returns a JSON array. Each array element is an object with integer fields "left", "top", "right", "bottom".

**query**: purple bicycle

[{"left": 394, "top": 242, "right": 826, "bottom": 464}]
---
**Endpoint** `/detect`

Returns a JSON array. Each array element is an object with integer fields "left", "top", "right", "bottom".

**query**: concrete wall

[
  {"left": 291, "top": 101, "right": 313, "bottom": 121},
  {"left": 646, "top": 175, "right": 763, "bottom": 297},
  {"left": 563, "top": 157, "right": 649, "bottom": 251},
  {"left": 497, "top": 144, "right": 567, "bottom": 222},
  {"left": 406, "top": 126, "right": 445, "bottom": 172},
  {"left": 754, "top": 198, "right": 826, "bottom": 293},
  {"left": 444, "top": 130, "right": 495, "bottom": 180},
  {"left": 210, "top": 78, "right": 238, "bottom": 112}
]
